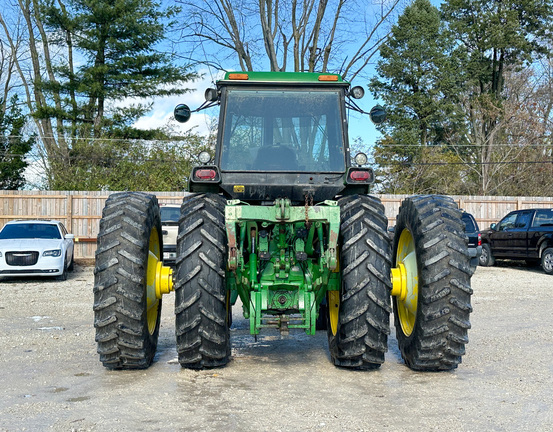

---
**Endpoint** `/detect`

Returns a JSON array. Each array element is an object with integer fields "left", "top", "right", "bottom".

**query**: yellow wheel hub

[
  {"left": 328, "top": 290, "right": 340, "bottom": 336},
  {"left": 391, "top": 228, "right": 418, "bottom": 336},
  {"left": 146, "top": 227, "right": 174, "bottom": 335}
]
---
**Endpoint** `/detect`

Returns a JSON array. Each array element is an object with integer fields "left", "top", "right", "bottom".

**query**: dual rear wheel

[
  {"left": 94, "top": 193, "right": 472, "bottom": 371},
  {"left": 325, "top": 194, "right": 473, "bottom": 371}
]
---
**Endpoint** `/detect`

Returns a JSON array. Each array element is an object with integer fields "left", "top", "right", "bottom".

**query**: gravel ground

[{"left": 1, "top": 262, "right": 552, "bottom": 432}]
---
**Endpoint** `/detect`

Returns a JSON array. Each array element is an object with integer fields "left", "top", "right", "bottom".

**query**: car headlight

[{"left": 43, "top": 249, "right": 62, "bottom": 257}]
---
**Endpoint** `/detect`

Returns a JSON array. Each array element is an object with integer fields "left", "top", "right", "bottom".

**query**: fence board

[{"left": 1, "top": 191, "right": 552, "bottom": 258}]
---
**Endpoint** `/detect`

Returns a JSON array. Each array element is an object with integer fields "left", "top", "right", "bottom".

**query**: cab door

[
  {"left": 494, "top": 211, "right": 531, "bottom": 258},
  {"left": 510, "top": 211, "right": 532, "bottom": 258}
]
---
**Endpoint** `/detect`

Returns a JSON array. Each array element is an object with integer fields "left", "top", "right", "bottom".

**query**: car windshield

[
  {"left": 160, "top": 207, "right": 180, "bottom": 223},
  {"left": 0, "top": 223, "right": 62, "bottom": 240},
  {"left": 220, "top": 89, "right": 345, "bottom": 172}
]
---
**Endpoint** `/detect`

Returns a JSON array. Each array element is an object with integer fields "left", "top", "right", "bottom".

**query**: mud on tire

[
  {"left": 174, "top": 193, "right": 230, "bottom": 369},
  {"left": 328, "top": 195, "right": 392, "bottom": 370},
  {"left": 93, "top": 192, "right": 163, "bottom": 369},
  {"left": 393, "top": 195, "right": 472, "bottom": 371}
]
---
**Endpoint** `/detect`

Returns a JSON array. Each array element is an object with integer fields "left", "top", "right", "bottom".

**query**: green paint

[
  {"left": 222, "top": 71, "right": 347, "bottom": 84},
  {"left": 225, "top": 198, "right": 340, "bottom": 335}
]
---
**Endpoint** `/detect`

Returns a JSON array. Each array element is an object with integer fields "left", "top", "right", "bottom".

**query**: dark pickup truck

[{"left": 479, "top": 208, "right": 553, "bottom": 274}]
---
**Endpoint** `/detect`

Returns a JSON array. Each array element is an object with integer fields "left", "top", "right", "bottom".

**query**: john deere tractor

[{"left": 94, "top": 71, "right": 473, "bottom": 371}]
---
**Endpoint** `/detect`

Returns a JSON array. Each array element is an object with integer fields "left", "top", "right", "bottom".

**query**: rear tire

[
  {"left": 542, "top": 248, "right": 553, "bottom": 275},
  {"left": 93, "top": 192, "right": 163, "bottom": 369},
  {"left": 479, "top": 243, "right": 495, "bottom": 266},
  {"left": 316, "top": 302, "right": 328, "bottom": 331},
  {"left": 174, "top": 193, "right": 230, "bottom": 369},
  {"left": 327, "top": 195, "right": 392, "bottom": 370},
  {"left": 393, "top": 195, "right": 472, "bottom": 371}
]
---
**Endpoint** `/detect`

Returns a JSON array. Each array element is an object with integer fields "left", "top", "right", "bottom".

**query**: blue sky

[
  {"left": 133, "top": 1, "right": 393, "bottom": 153},
  {"left": 134, "top": 69, "right": 383, "bottom": 154}
]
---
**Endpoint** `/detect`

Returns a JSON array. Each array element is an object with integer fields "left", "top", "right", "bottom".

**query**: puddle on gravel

[
  {"left": 67, "top": 396, "right": 91, "bottom": 402},
  {"left": 51, "top": 387, "right": 69, "bottom": 393},
  {"left": 29, "top": 316, "right": 51, "bottom": 322}
]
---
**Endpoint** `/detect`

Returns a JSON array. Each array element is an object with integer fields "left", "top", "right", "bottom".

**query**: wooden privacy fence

[{"left": 1, "top": 190, "right": 552, "bottom": 259}]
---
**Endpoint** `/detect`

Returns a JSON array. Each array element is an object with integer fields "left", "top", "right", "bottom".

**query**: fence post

[{"left": 67, "top": 193, "right": 73, "bottom": 232}]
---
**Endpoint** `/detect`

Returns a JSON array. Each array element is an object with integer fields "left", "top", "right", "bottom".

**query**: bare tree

[
  {"left": 176, "top": 0, "right": 403, "bottom": 79},
  {"left": 450, "top": 67, "right": 553, "bottom": 195},
  {"left": 0, "top": 0, "right": 68, "bottom": 186}
]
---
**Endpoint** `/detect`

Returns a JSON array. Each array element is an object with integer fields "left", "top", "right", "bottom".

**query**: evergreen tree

[
  {"left": 369, "top": 0, "right": 466, "bottom": 194},
  {"left": 0, "top": 96, "right": 34, "bottom": 189},
  {"left": 32, "top": 0, "right": 196, "bottom": 188}
]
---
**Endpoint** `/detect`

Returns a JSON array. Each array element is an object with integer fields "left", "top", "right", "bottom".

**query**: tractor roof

[{"left": 219, "top": 71, "right": 349, "bottom": 86}]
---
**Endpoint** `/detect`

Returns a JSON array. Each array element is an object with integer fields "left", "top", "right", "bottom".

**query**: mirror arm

[
  {"left": 192, "top": 100, "right": 220, "bottom": 113},
  {"left": 345, "top": 99, "right": 369, "bottom": 114}
]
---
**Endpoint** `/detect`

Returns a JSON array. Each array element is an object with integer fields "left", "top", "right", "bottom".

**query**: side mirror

[
  {"left": 369, "top": 105, "right": 386, "bottom": 124},
  {"left": 174, "top": 104, "right": 191, "bottom": 123},
  {"left": 490, "top": 223, "right": 497, "bottom": 231},
  {"left": 65, "top": 234, "right": 75, "bottom": 239}
]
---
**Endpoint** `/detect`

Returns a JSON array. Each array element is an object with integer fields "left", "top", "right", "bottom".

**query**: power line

[
  {"left": 2, "top": 149, "right": 552, "bottom": 167},
  {"left": 383, "top": 159, "right": 553, "bottom": 167},
  {"left": 4, "top": 134, "right": 551, "bottom": 149}
]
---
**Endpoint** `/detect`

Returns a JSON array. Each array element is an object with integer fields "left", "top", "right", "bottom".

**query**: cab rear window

[{"left": 461, "top": 214, "right": 477, "bottom": 232}]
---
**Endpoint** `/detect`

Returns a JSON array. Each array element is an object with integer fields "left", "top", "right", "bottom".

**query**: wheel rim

[
  {"left": 480, "top": 246, "right": 488, "bottom": 264},
  {"left": 544, "top": 252, "right": 553, "bottom": 272},
  {"left": 328, "top": 290, "right": 340, "bottom": 336},
  {"left": 146, "top": 227, "right": 161, "bottom": 335},
  {"left": 392, "top": 228, "right": 419, "bottom": 337}
]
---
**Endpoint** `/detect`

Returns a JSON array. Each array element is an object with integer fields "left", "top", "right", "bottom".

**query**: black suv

[{"left": 462, "top": 211, "right": 482, "bottom": 272}]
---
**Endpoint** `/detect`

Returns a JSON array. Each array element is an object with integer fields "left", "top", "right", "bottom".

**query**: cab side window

[
  {"left": 514, "top": 211, "right": 532, "bottom": 229},
  {"left": 531, "top": 209, "right": 553, "bottom": 228},
  {"left": 497, "top": 213, "right": 517, "bottom": 231}
]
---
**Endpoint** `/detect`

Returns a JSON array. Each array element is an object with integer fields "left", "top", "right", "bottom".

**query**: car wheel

[
  {"left": 479, "top": 244, "right": 495, "bottom": 266},
  {"left": 58, "top": 261, "right": 68, "bottom": 281},
  {"left": 67, "top": 252, "right": 74, "bottom": 271},
  {"left": 542, "top": 248, "right": 553, "bottom": 275}
]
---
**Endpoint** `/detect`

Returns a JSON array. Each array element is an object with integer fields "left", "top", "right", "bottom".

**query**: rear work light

[
  {"left": 195, "top": 169, "right": 217, "bottom": 180},
  {"left": 349, "top": 170, "right": 371, "bottom": 182}
]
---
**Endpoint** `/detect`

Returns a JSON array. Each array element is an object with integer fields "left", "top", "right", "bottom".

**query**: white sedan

[{"left": 0, "top": 220, "right": 75, "bottom": 280}]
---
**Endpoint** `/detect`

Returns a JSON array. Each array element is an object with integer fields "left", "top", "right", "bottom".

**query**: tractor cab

[{"left": 175, "top": 72, "right": 380, "bottom": 203}]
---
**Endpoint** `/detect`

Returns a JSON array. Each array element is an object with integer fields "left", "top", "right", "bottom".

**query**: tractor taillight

[
  {"left": 195, "top": 169, "right": 217, "bottom": 180},
  {"left": 478, "top": 233, "right": 482, "bottom": 246},
  {"left": 349, "top": 170, "right": 370, "bottom": 181}
]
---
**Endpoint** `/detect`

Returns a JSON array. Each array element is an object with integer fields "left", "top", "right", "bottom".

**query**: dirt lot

[{"left": 1, "top": 262, "right": 552, "bottom": 432}]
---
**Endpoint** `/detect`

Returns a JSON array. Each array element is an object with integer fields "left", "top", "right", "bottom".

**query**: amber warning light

[
  {"left": 228, "top": 73, "right": 249, "bottom": 80},
  {"left": 318, "top": 75, "right": 339, "bottom": 81}
]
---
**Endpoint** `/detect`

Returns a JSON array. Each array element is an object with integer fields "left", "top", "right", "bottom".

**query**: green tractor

[{"left": 93, "top": 71, "right": 473, "bottom": 371}]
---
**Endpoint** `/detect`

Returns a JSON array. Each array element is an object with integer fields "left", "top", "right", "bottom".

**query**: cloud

[{"left": 132, "top": 70, "right": 223, "bottom": 136}]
